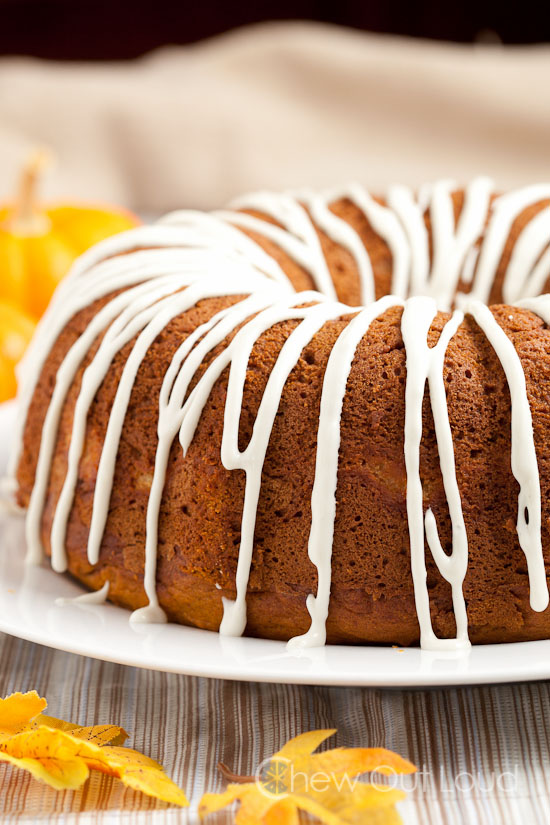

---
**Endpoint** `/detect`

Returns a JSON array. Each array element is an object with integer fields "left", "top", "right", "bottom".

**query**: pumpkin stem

[{"left": 8, "top": 149, "right": 52, "bottom": 235}]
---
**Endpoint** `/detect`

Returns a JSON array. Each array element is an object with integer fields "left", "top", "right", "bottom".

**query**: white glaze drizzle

[
  {"left": 470, "top": 184, "right": 550, "bottom": 304},
  {"left": 503, "top": 207, "right": 550, "bottom": 302},
  {"left": 288, "top": 294, "right": 402, "bottom": 648},
  {"left": 158, "top": 210, "right": 293, "bottom": 288},
  {"left": 522, "top": 245, "right": 550, "bottom": 300},
  {"left": 25, "top": 278, "right": 177, "bottom": 565},
  {"left": 128, "top": 294, "right": 281, "bottom": 624},
  {"left": 133, "top": 288, "right": 295, "bottom": 624},
  {"left": 55, "top": 581, "right": 109, "bottom": 607},
  {"left": 217, "top": 298, "right": 348, "bottom": 636},
  {"left": 461, "top": 246, "right": 480, "bottom": 286},
  {"left": 218, "top": 193, "right": 338, "bottom": 300},
  {"left": 50, "top": 277, "right": 226, "bottom": 572},
  {"left": 460, "top": 298, "right": 549, "bottom": 613},
  {"left": 289, "top": 188, "right": 375, "bottom": 304},
  {"left": 328, "top": 183, "right": 411, "bottom": 298},
  {"left": 10, "top": 226, "right": 201, "bottom": 474},
  {"left": 402, "top": 298, "right": 470, "bottom": 649},
  {"left": 9, "top": 177, "right": 550, "bottom": 651},
  {"left": 428, "top": 177, "right": 493, "bottom": 311},
  {"left": 516, "top": 294, "right": 550, "bottom": 321},
  {"left": 387, "top": 184, "right": 430, "bottom": 296},
  {"left": 86, "top": 281, "right": 284, "bottom": 572},
  {"left": 11, "top": 235, "right": 279, "bottom": 476}
]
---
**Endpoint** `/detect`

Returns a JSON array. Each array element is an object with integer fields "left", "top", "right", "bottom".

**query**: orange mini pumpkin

[
  {"left": 0, "top": 150, "right": 140, "bottom": 399},
  {"left": 0, "top": 301, "right": 36, "bottom": 402},
  {"left": 0, "top": 151, "right": 140, "bottom": 319}
]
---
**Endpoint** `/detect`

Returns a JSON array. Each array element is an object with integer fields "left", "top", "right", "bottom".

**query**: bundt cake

[{"left": 10, "top": 177, "right": 550, "bottom": 649}]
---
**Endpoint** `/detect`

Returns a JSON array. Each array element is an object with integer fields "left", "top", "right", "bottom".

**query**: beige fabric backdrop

[{"left": 0, "top": 21, "right": 549, "bottom": 213}]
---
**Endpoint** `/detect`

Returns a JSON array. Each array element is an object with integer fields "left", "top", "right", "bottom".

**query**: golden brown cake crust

[{"left": 15, "top": 192, "right": 550, "bottom": 645}]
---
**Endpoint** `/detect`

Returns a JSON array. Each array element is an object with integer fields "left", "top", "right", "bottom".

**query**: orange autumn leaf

[
  {"left": 199, "top": 730, "right": 415, "bottom": 825},
  {"left": 0, "top": 691, "right": 187, "bottom": 807}
]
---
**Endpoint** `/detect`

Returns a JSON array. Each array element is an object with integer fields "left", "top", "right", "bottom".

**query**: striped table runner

[{"left": 0, "top": 631, "right": 549, "bottom": 824}]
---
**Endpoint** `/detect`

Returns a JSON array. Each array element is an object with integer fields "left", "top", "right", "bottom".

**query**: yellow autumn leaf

[
  {"left": 0, "top": 728, "right": 91, "bottom": 790},
  {"left": 288, "top": 779, "right": 406, "bottom": 825},
  {"left": 264, "top": 797, "right": 301, "bottom": 825},
  {"left": 0, "top": 692, "right": 128, "bottom": 746},
  {"left": 83, "top": 745, "right": 189, "bottom": 806},
  {"left": 0, "top": 691, "right": 47, "bottom": 736},
  {"left": 0, "top": 691, "right": 188, "bottom": 807},
  {"left": 201, "top": 784, "right": 274, "bottom": 823},
  {"left": 94, "top": 744, "right": 166, "bottom": 771},
  {"left": 294, "top": 747, "right": 415, "bottom": 784},
  {"left": 278, "top": 729, "right": 336, "bottom": 758},
  {"left": 14, "top": 725, "right": 187, "bottom": 806},
  {"left": 199, "top": 730, "right": 415, "bottom": 825},
  {"left": 35, "top": 715, "right": 129, "bottom": 746}
]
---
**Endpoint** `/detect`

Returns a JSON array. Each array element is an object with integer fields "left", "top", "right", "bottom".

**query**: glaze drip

[
  {"left": 288, "top": 294, "right": 402, "bottom": 648},
  {"left": 402, "top": 298, "right": 469, "bottom": 649}
]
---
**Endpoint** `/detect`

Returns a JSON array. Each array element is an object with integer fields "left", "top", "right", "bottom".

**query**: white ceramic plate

[{"left": 2, "top": 401, "right": 550, "bottom": 687}]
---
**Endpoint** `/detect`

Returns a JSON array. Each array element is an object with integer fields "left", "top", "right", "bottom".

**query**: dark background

[{"left": 2, "top": 0, "right": 550, "bottom": 60}]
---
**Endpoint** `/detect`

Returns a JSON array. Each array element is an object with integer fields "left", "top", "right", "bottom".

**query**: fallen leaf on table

[
  {"left": 90, "top": 746, "right": 190, "bottom": 806},
  {"left": 34, "top": 715, "right": 129, "bottom": 746},
  {"left": 0, "top": 690, "right": 46, "bottom": 737},
  {"left": 199, "top": 729, "right": 416, "bottom": 825},
  {"left": 0, "top": 691, "right": 188, "bottom": 807},
  {"left": 0, "top": 728, "right": 92, "bottom": 790}
]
